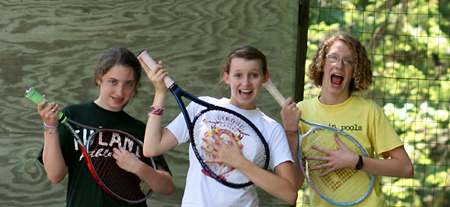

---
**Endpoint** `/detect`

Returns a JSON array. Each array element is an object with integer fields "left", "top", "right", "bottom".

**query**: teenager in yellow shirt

[{"left": 297, "top": 32, "right": 414, "bottom": 206}]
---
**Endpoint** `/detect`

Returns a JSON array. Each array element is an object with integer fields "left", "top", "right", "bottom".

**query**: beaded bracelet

[
  {"left": 284, "top": 129, "right": 298, "bottom": 135},
  {"left": 148, "top": 105, "right": 164, "bottom": 116},
  {"left": 43, "top": 123, "right": 58, "bottom": 134}
]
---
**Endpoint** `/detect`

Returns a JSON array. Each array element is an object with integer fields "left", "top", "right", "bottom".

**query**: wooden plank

[{"left": 0, "top": 0, "right": 298, "bottom": 206}]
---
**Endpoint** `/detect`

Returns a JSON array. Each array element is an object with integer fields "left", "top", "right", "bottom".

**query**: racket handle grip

[
  {"left": 25, "top": 87, "right": 66, "bottom": 123},
  {"left": 263, "top": 79, "right": 286, "bottom": 107},
  {"left": 137, "top": 50, "right": 175, "bottom": 89}
]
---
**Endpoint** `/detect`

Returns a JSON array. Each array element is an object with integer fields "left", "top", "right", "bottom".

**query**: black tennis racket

[
  {"left": 25, "top": 87, "right": 156, "bottom": 204},
  {"left": 263, "top": 79, "right": 374, "bottom": 206},
  {"left": 138, "top": 50, "right": 269, "bottom": 188}
]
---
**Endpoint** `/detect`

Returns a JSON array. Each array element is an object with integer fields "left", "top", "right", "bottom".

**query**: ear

[
  {"left": 223, "top": 71, "right": 230, "bottom": 84},
  {"left": 263, "top": 71, "right": 270, "bottom": 84},
  {"left": 95, "top": 75, "right": 102, "bottom": 86}
]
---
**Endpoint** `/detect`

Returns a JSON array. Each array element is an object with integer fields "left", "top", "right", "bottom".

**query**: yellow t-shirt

[{"left": 297, "top": 95, "right": 404, "bottom": 207}]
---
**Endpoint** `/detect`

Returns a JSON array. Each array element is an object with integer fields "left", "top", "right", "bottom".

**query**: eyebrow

[
  {"left": 328, "top": 53, "right": 353, "bottom": 59},
  {"left": 105, "top": 77, "right": 135, "bottom": 82}
]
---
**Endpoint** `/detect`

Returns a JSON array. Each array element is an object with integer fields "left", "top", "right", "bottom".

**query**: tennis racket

[
  {"left": 25, "top": 87, "right": 156, "bottom": 204},
  {"left": 263, "top": 79, "right": 374, "bottom": 206},
  {"left": 138, "top": 50, "right": 269, "bottom": 188}
]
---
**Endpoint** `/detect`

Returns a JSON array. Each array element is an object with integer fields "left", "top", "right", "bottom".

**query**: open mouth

[
  {"left": 239, "top": 89, "right": 252, "bottom": 97},
  {"left": 331, "top": 74, "right": 344, "bottom": 86}
]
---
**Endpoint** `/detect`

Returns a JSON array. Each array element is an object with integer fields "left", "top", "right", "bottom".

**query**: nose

[
  {"left": 243, "top": 75, "right": 251, "bottom": 86},
  {"left": 116, "top": 84, "right": 125, "bottom": 96},
  {"left": 334, "top": 58, "right": 345, "bottom": 68}
]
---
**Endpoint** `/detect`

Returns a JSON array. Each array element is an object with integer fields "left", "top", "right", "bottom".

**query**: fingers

[
  {"left": 201, "top": 134, "right": 222, "bottom": 154},
  {"left": 38, "top": 99, "right": 61, "bottom": 126},
  {"left": 45, "top": 103, "right": 60, "bottom": 116},
  {"left": 112, "top": 147, "right": 134, "bottom": 161},
  {"left": 112, "top": 147, "right": 126, "bottom": 161},
  {"left": 310, "top": 145, "right": 331, "bottom": 155},
  {"left": 282, "top": 97, "right": 294, "bottom": 107},
  {"left": 141, "top": 59, "right": 169, "bottom": 91},
  {"left": 155, "top": 68, "right": 169, "bottom": 80},
  {"left": 282, "top": 97, "right": 299, "bottom": 111},
  {"left": 112, "top": 147, "right": 139, "bottom": 173},
  {"left": 334, "top": 133, "right": 344, "bottom": 147},
  {"left": 201, "top": 137, "right": 217, "bottom": 155},
  {"left": 307, "top": 134, "right": 357, "bottom": 174},
  {"left": 113, "top": 147, "right": 129, "bottom": 155},
  {"left": 201, "top": 132, "right": 235, "bottom": 162},
  {"left": 139, "top": 57, "right": 167, "bottom": 76},
  {"left": 310, "top": 133, "right": 345, "bottom": 154},
  {"left": 112, "top": 147, "right": 121, "bottom": 154},
  {"left": 281, "top": 97, "right": 301, "bottom": 129}
]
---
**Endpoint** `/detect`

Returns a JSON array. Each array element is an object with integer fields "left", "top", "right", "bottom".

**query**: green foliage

[{"left": 299, "top": 0, "right": 450, "bottom": 206}]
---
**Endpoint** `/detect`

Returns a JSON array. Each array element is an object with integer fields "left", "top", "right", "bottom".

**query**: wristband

[
  {"left": 355, "top": 155, "right": 363, "bottom": 170},
  {"left": 284, "top": 129, "right": 298, "bottom": 135},
  {"left": 148, "top": 105, "right": 164, "bottom": 116},
  {"left": 43, "top": 122, "right": 58, "bottom": 128},
  {"left": 43, "top": 123, "right": 58, "bottom": 134}
]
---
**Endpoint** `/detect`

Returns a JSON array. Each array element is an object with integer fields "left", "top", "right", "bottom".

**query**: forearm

[
  {"left": 134, "top": 162, "right": 174, "bottom": 195},
  {"left": 358, "top": 158, "right": 412, "bottom": 178},
  {"left": 285, "top": 133, "right": 304, "bottom": 190},
  {"left": 280, "top": 99, "right": 303, "bottom": 189},
  {"left": 42, "top": 133, "right": 68, "bottom": 183},
  {"left": 143, "top": 91, "right": 167, "bottom": 157},
  {"left": 236, "top": 160, "right": 298, "bottom": 205},
  {"left": 359, "top": 148, "right": 413, "bottom": 178}
]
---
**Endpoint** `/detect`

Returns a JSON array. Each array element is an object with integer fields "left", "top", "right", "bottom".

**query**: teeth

[{"left": 240, "top": 89, "right": 251, "bottom": 93}]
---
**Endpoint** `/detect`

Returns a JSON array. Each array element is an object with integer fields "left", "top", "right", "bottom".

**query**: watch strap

[{"left": 355, "top": 155, "right": 363, "bottom": 170}]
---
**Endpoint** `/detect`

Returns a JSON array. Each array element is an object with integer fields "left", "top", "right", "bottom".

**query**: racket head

[
  {"left": 298, "top": 119, "right": 374, "bottom": 206},
  {"left": 190, "top": 107, "right": 270, "bottom": 188},
  {"left": 25, "top": 87, "right": 155, "bottom": 204},
  {"left": 78, "top": 123, "right": 156, "bottom": 204}
]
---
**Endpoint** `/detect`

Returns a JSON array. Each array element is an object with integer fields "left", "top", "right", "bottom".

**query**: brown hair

[
  {"left": 220, "top": 45, "right": 268, "bottom": 77},
  {"left": 308, "top": 32, "right": 373, "bottom": 93},
  {"left": 93, "top": 47, "right": 142, "bottom": 97}
]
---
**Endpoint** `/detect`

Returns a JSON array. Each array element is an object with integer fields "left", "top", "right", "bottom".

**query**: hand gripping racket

[
  {"left": 25, "top": 87, "right": 156, "bottom": 204},
  {"left": 263, "top": 79, "right": 374, "bottom": 206},
  {"left": 138, "top": 50, "right": 269, "bottom": 188}
]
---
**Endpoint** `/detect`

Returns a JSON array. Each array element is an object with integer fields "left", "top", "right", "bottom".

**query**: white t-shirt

[{"left": 166, "top": 96, "right": 293, "bottom": 207}]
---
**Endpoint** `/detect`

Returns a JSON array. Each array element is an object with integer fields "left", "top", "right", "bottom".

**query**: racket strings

[
  {"left": 301, "top": 127, "right": 372, "bottom": 203},
  {"left": 88, "top": 130, "right": 153, "bottom": 201},
  {"left": 193, "top": 109, "right": 268, "bottom": 185}
]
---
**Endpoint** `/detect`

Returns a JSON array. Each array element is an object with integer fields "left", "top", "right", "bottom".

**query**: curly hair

[{"left": 308, "top": 32, "right": 373, "bottom": 93}]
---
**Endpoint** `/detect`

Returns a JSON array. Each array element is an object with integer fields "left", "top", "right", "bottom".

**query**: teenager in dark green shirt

[{"left": 36, "top": 47, "right": 174, "bottom": 207}]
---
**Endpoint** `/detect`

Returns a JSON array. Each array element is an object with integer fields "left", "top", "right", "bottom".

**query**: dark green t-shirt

[{"left": 38, "top": 101, "right": 171, "bottom": 207}]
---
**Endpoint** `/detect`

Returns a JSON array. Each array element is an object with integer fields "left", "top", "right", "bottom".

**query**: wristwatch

[{"left": 355, "top": 155, "right": 363, "bottom": 170}]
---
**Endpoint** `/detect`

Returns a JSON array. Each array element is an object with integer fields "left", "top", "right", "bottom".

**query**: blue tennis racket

[
  {"left": 263, "top": 79, "right": 374, "bottom": 206},
  {"left": 138, "top": 50, "right": 270, "bottom": 188}
]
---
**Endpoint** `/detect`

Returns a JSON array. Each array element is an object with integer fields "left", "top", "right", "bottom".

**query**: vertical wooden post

[{"left": 295, "top": 0, "right": 309, "bottom": 102}]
